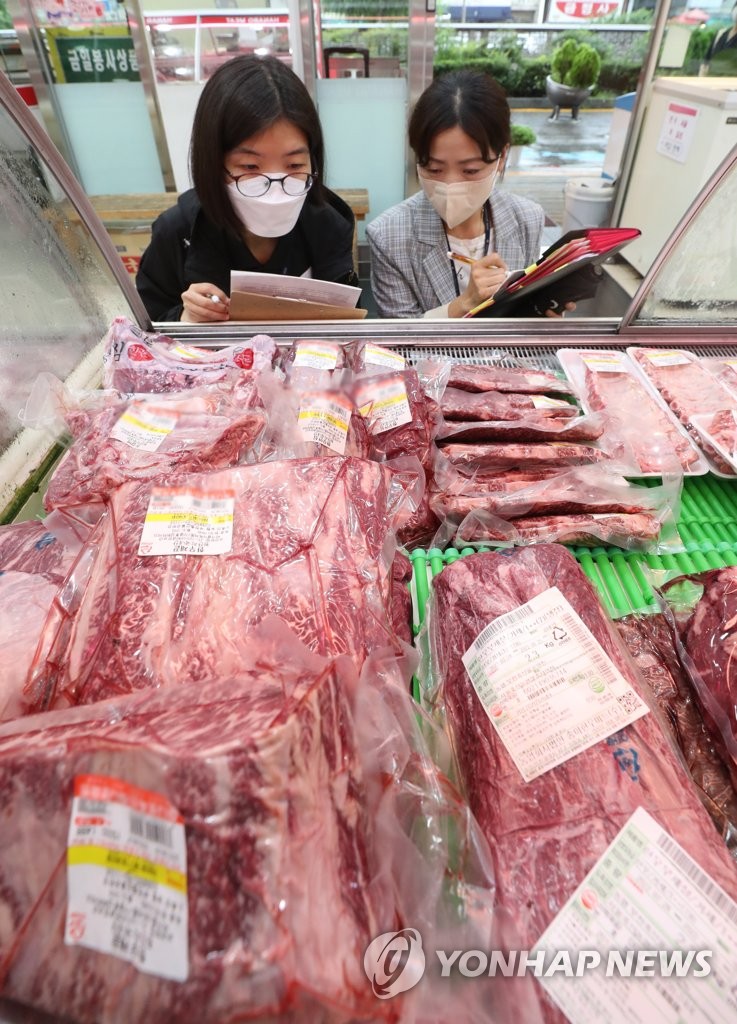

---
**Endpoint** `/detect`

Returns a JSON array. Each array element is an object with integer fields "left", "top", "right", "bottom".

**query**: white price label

[
  {"left": 535, "top": 807, "right": 737, "bottom": 1024},
  {"left": 582, "top": 354, "right": 626, "bottom": 372},
  {"left": 138, "top": 487, "right": 235, "bottom": 556},
  {"left": 461, "top": 587, "right": 649, "bottom": 782},
  {"left": 298, "top": 392, "right": 352, "bottom": 453},
  {"left": 364, "top": 344, "right": 405, "bottom": 369},
  {"left": 645, "top": 350, "right": 691, "bottom": 368},
  {"left": 109, "top": 403, "right": 179, "bottom": 452},
  {"left": 356, "top": 377, "right": 412, "bottom": 435},
  {"left": 293, "top": 342, "right": 340, "bottom": 370},
  {"left": 531, "top": 395, "right": 574, "bottom": 409},
  {"left": 65, "top": 774, "right": 188, "bottom": 982}
]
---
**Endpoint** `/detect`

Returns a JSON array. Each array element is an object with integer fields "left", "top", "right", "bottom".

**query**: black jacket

[{"left": 136, "top": 187, "right": 357, "bottom": 321}]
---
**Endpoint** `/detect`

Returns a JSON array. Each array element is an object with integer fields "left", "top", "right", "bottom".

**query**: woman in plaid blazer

[{"left": 367, "top": 70, "right": 545, "bottom": 319}]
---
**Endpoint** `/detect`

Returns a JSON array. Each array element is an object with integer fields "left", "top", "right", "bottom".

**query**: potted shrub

[
  {"left": 506, "top": 123, "right": 537, "bottom": 170},
  {"left": 546, "top": 38, "right": 601, "bottom": 121}
]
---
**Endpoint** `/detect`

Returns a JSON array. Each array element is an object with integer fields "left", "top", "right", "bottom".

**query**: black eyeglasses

[{"left": 226, "top": 171, "right": 316, "bottom": 198}]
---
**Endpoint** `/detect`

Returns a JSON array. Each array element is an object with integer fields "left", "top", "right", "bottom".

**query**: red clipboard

[{"left": 464, "top": 228, "right": 641, "bottom": 319}]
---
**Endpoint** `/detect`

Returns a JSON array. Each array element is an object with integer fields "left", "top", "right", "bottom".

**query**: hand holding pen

[
  {"left": 180, "top": 283, "right": 230, "bottom": 323},
  {"left": 446, "top": 250, "right": 509, "bottom": 319}
]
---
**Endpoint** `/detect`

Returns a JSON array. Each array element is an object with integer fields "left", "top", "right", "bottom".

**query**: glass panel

[
  {"left": 629, "top": 152, "right": 737, "bottom": 326},
  {"left": 142, "top": 5, "right": 294, "bottom": 191},
  {"left": 0, "top": 87, "right": 141, "bottom": 514}
]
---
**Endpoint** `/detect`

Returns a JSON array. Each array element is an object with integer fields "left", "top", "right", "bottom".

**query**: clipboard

[
  {"left": 229, "top": 290, "right": 368, "bottom": 321},
  {"left": 464, "top": 228, "right": 641, "bottom": 319}
]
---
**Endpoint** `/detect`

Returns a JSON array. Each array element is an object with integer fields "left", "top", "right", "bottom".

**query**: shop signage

[{"left": 46, "top": 27, "right": 139, "bottom": 83}]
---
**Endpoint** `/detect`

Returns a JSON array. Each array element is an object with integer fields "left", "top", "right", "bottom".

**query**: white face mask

[
  {"left": 418, "top": 167, "right": 498, "bottom": 229},
  {"left": 227, "top": 177, "right": 308, "bottom": 238}
]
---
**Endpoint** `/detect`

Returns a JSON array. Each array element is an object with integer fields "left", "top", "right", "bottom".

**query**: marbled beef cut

[
  {"left": 0, "top": 626, "right": 391, "bottom": 1024},
  {"left": 428, "top": 546, "right": 737, "bottom": 1021},
  {"left": 31, "top": 457, "right": 408, "bottom": 710},
  {"left": 446, "top": 364, "right": 572, "bottom": 395},
  {"left": 681, "top": 567, "right": 737, "bottom": 783},
  {"left": 617, "top": 612, "right": 737, "bottom": 849},
  {"left": 44, "top": 385, "right": 265, "bottom": 511},
  {"left": 440, "top": 388, "right": 576, "bottom": 423}
]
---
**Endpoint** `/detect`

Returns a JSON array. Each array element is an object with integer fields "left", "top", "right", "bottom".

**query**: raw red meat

[
  {"left": 0, "top": 510, "right": 89, "bottom": 585},
  {"left": 457, "top": 511, "right": 661, "bottom": 548},
  {"left": 702, "top": 409, "right": 737, "bottom": 458},
  {"left": 0, "top": 623, "right": 392, "bottom": 1024},
  {"left": 583, "top": 361, "right": 699, "bottom": 472},
  {"left": 31, "top": 458, "right": 410, "bottom": 710},
  {"left": 630, "top": 348, "right": 736, "bottom": 475},
  {"left": 681, "top": 567, "right": 737, "bottom": 783},
  {"left": 440, "top": 388, "right": 576, "bottom": 423},
  {"left": 617, "top": 613, "right": 737, "bottom": 850},
  {"left": 428, "top": 546, "right": 737, "bottom": 1021},
  {"left": 103, "top": 318, "right": 277, "bottom": 394},
  {"left": 353, "top": 370, "right": 441, "bottom": 548},
  {"left": 0, "top": 571, "right": 59, "bottom": 721},
  {"left": 44, "top": 385, "right": 265, "bottom": 511},
  {"left": 390, "top": 552, "right": 413, "bottom": 644},
  {"left": 446, "top": 363, "right": 573, "bottom": 395},
  {"left": 437, "top": 414, "right": 603, "bottom": 443},
  {"left": 430, "top": 465, "right": 654, "bottom": 521},
  {"left": 438, "top": 441, "right": 608, "bottom": 472}
]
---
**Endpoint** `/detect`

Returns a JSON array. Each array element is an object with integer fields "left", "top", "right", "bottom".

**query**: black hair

[
  {"left": 190, "top": 55, "right": 326, "bottom": 235},
  {"left": 409, "top": 70, "right": 510, "bottom": 167}
]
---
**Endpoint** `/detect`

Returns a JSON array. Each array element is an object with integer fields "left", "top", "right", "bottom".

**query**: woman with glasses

[
  {"left": 367, "top": 70, "right": 545, "bottom": 319},
  {"left": 136, "top": 55, "right": 357, "bottom": 322}
]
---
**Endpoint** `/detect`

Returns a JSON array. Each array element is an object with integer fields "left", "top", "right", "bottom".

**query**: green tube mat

[{"left": 409, "top": 474, "right": 737, "bottom": 633}]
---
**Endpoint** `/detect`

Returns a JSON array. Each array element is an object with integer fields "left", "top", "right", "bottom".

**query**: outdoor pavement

[{"left": 499, "top": 106, "right": 614, "bottom": 228}]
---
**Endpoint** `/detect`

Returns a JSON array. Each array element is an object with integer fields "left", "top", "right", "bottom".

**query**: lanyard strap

[{"left": 445, "top": 201, "right": 492, "bottom": 298}]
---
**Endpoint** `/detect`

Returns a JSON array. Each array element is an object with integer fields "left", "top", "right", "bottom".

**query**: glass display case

[{"left": 0, "top": 62, "right": 736, "bottom": 525}]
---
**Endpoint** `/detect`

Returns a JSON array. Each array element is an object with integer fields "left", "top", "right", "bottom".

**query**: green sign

[{"left": 46, "top": 29, "right": 140, "bottom": 84}]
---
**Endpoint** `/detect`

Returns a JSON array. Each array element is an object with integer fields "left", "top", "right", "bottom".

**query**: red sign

[{"left": 551, "top": 0, "right": 620, "bottom": 20}]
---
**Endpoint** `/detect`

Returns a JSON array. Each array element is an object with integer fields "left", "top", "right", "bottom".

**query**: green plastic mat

[{"left": 409, "top": 474, "right": 737, "bottom": 631}]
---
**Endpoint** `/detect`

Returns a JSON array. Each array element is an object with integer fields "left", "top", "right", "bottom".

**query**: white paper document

[{"left": 230, "top": 271, "right": 361, "bottom": 309}]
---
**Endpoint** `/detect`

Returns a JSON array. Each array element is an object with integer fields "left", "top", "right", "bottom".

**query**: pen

[{"left": 447, "top": 250, "right": 476, "bottom": 266}]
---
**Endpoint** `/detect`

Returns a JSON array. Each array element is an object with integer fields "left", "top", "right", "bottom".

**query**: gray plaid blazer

[{"left": 367, "top": 189, "right": 545, "bottom": 318}]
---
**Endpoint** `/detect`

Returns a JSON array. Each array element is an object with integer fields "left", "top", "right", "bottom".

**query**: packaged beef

[
  {"left": 437, "top": 413, "right": 604, "bottom": 444},
  {"left": 437, "top": 440, "right": 608, "bottom": 473},
  {"left": 424, "top": 545, "right": 737, "bottom": 1022},
  {"left": 445, "top": 362, "right": 573, "bottom": 396},
  {"left": 666, "top": 568, "right": 737, "bottom": 787},
  {"left": 0, "top": 620, "right": 498, "bottom": 1024},
  {"left": 353, "top": 369, "right": 442, "bottom": 548},
  {"left": 29, "top": 457, "right": 415, "bottom": 710},
  {"left": 557, "top": 348, "right": 704, "bottom": 474},
  {"left": 0, "top": 511, "right": 92, "bottom": 722},
  {"left": 33, "top": 379, "right": 266, "bottom": 511},
  {"left": 616, "top": 612, "right": 737, "bottom": 850},
  {"left": 102, "top": 317, "right": 277, "bottom": 393},
  {"left": 429, "top": 462, "right": 675, "bottom": 522},
  {"left": 452, "top": 510, "right": 663, "bottom": 550},
  {"left": 628, "top": 347, "right": 737, "bottom": 476},
  {"left": 440, "top": 387, "right": 577, "bottom": 423}
]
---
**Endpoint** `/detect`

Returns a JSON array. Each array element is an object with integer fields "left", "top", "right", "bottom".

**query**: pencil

[{"left": 447, "top": 250, "right": 476, "bottom": 266}]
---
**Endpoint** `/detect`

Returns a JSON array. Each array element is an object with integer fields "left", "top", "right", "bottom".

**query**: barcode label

[
  {"left": 130, "top": 812, "right": 174, "bottom": 848},
  {"left": 657, "top": 831, "right": 737, "bottom": 929},
  {"left": 462, "top": 587, "right": 648, "bottom": 782},
  {"left": 66, "top": 774, "right": 188, "bottom": 982}
]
